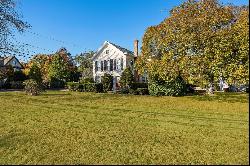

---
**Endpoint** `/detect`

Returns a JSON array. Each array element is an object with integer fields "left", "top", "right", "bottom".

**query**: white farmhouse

[{"left": 93, "top": 40, "right": 143, "bottom": 89}]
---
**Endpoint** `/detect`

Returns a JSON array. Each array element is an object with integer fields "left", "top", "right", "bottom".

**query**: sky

[{"left": 14, "top": 0, "right": 249, "bottom": 61}]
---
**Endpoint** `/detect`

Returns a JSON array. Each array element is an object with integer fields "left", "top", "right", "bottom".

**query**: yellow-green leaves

[{"left": 137, "top": 0, "right": 249, "bottom": 86}]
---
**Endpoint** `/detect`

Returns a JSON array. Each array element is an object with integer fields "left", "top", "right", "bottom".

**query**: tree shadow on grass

[{"left": 41, "top": 93, "right": 72, "bottom": 96}]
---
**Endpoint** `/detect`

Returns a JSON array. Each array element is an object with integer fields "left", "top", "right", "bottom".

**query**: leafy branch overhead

[{"left": 0, "top": 0, "right": 30, "bottom": 54}]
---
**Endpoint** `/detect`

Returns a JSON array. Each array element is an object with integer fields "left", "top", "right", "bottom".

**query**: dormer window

[{"left": 12, "top": 60, "right": 17, "bottom": 66}]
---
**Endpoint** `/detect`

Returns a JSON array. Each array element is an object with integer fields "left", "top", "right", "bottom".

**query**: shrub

[
  {"left": 95, "top": 83, "right": 104, "bottom": 93},
  {"left": 67, "top": 82, "right": 80, "bottom": 91},
  {"left": 50, "top": 77, "right": 65, "bottom": 89},
  {"left": 120, "top": 67, "right": 134, "bottom": 88},
  {"left": 80, "top": 77, "right": 94, "bottom": 84},
  {"left": 66, "top": 82, "right": 104, "bottom": 93},
  {"left": 130, "top": 82, "right": 148, "bottom": 90},
  {"left": 10, "top": 81, "right": 24, "bottom": 89},
  {"left": 120, "top": 88, "right": 129, "bottom": 94},
  {"left": 149, "top": 76, "right": 187, "bottom": 96},
  {"left": 136, "top": 88, "right": 149, "bottom": 95},
  {"left": 83, "top": 83, "right": 96, "bottom": 92},
  {"left": 23, "top": 79, "right": 43, "bottom": 96},
  {"left": 13, "top": 71, "right": 27, "bottom": 82},
  {"left": 101, "top": 73, "right": 113, "bottom": 92},
  {"left": 129, "top": 88, "right": 138, "bottom": 95}
]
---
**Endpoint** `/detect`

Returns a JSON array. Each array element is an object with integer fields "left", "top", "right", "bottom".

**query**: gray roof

[
  {"left": 109, "top": 42, "right": 134, "bottom": 56},
  {"left": 3, "top": 56, "right": 14, "bottom": 65},
  {"left": 0, "top": 56, "right": 23, "bottom": 68}
]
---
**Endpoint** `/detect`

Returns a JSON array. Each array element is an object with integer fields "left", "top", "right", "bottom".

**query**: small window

[
  {"left": 12, "top": 61, "right": 17, "bottom": 66},
  {"left": 106, "top": 50, "right": 109, "bottom": 54}
]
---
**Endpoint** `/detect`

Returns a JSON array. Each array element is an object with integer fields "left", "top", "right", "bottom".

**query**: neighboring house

[
  {"left": 92, "top": 40, "right": 147, "bottom": 89},
  {"left": 0, "top": 56, "right": 23, "bottom": 71}
]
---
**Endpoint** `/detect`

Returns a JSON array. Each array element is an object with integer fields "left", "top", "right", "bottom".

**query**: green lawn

[{"left": 0, "top": 91, "right": 249, "bottom": 165}]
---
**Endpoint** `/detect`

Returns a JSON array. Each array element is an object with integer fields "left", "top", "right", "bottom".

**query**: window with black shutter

[
  {"left": 114, "top": 59, "right": 117, "bottom": 71},
  {"left": 101, "top": 61, "right": 104, "bottom": 71},
  {"left": 95, "top": 61, "right": 98, "bottom": 72},
  {"left": 110, "top": 59, "right": 113, "bottom": 71},
  {"left": 104, "top": 60, "right": 107, "bottom": 71}
]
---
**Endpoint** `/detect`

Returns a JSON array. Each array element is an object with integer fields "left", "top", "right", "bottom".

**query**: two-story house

[{"left": 92, "top": 41, "right": 141, "bottom": 88}]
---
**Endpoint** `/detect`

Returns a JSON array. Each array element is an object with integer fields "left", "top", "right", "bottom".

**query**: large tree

[
  {"left": 136, "top": 0, "right": 249, "bottom": 94},
  {"left": 74, "top": 51, "right": 95, "bottom": 80},
  {"left": 0, "top": 0, "right": 29, "bottom": 55},
  {"left": 48, "top": 48, "right": 76, "bottom": 82}
]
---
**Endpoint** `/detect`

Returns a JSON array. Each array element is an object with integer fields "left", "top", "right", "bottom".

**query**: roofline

[
  {"left": 92, "top": 41, "right": 109, "bottom": 61},
  {"left": 92, "top": 41, "right": 134, "bottom": 61},
  {"left": 4, "top": 56, "right": 24, "bottom": 69}
]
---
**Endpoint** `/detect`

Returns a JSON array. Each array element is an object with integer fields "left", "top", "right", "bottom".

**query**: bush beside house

[{"left": 101, "top": 73, "right": 113, "bottom": 92}]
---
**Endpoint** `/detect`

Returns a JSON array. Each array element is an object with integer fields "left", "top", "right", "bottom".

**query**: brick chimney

[
  {"left": 134, "top": 39, "right": 139, "bottom": 57},
  {"left": 133, "top": 40, "right": 140, "bottom": 82}
]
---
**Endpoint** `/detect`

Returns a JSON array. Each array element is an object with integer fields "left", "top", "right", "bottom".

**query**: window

[
  {"left": 12, "top": 60, "right": 17, "bottom": 66},
  {"left": 110, "top": 59, "right": 113, "bottom": 71},
  {"left": 104, "top": 60, "right": 107, "bottom": 71},
  {"left": 107, "top": 60, "right": 110, "bottom": 71},
  {"left": 98, "top": 61, "right": 101, "bottom": 71},
  {"left": 121, "top": 58, "right": 124, "bottom": 70},
  {"left": 114, "top": 59, "right": 116, "bottom": 71},
  {"left": 101, "top": 61, "right": 104, "bottom": 71},
  {"left": 106, "top": 50, "right": 109, "bottom": 54},
  {"left": 95, "top": 61, "right": 98, "bottom": 72}
]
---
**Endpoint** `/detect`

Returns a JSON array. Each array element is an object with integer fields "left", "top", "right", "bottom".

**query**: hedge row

[
  {"left": 120, "top": 83, "right": 149, "bottom": 95},
  {"left": 67, "top": 82, "right": 103, "bottom": 93},
  {"left": 120, "top": 88, "right": 149, "bottom": 95}
]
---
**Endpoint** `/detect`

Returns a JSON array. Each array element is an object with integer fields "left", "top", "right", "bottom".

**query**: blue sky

[{"left": 14, "top": 0, "right": 249, "bottom": 61}]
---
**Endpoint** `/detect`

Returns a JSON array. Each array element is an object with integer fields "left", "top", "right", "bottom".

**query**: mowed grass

[{"left": 0, "top": 91, "right": 249, "bottom": 165}]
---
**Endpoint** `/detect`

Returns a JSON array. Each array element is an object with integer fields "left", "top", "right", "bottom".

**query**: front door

[{"left": 113, "top": 76, "right": 120, "bottom": 91}]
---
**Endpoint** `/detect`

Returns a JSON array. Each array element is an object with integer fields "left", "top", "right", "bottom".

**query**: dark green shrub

[
  {"left": 23, "top": 79, "right": 43, "bottom": 96},
  {"left": 120, "top": 88, "right": 129, "bottom": 94},
  {"left": 120, "top": 67, "right": 134, "bottom": 88},
  {"left": 67, "top": 82, "right": 103, "bottom": 93},
  {"left": 80, "top": 77, "right": 94, "bottom": 84},
  {"left": 95, "top": 83, "right": 104, "bottom": 93},
  {"left": 129, "top": 88, "right": 138, "bottom": 95},
  {"left": 101, "top": 73, "right": 113, "bottom": 92},
  {"left": 10, "top": 81, "right": 24, "bottom": 89},
  {"left": 130, "top": 82, "right": 148, "bottom": 90},
  {"left": 149, "top": 76, "right": 187, "bottom": 96},
  {"left": 83, "top": 83, "right": 96, "bottom": 92},
  {"left": 13, "top": 71, "right": 27, "bottom": 81},
  {"left": 67, "top": 82, "right": 80, "bottom": 91},
  {"left": 136, "top": 88, "right": 149, "bottom": 95},
  {"left": 50, "top": 77, "right": 65, "bottom": 89}
]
